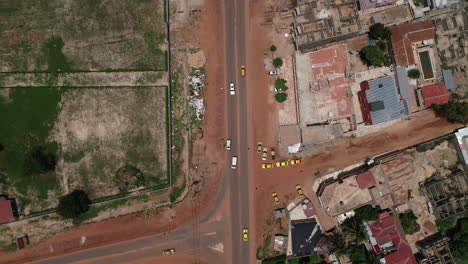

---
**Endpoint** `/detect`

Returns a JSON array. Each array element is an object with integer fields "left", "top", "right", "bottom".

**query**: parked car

[
  {"left": 243, "top": 228, "right": 249, "bottom": 241},
  {"left": 229, "top": 82, "right": 235, "bottom": 95},
  {"left": 272, "top": 192, "right": 280, "bottom": 204},
  {"left": 226, "top": 139, "right": 231, "bottom": 151},
  {"left": 270, "top": 148, "right": 276, "bottom": 160},
  {"left": 231, "top": 156, "right": 238, "bottom": 169},
  {"left": 290, "top": 159, "right": 302, "bottom": 165},
  {"left": 296, "top": 184, "right": 304, "bottom": 198},
  {"left": 256, "top": 141, "right": 263, "bottom": 153},
  {"left": 240, "top": 65, "right": 246, "bottom": 77},
  {"left": 262, "top": 147, "right": 268, "bottom": 160},
  {"left": 275, "top": 161, "right": 289, "bottom": 167},
  {"left": 268, "top": 70, "right": 280, "bottom": 75},
  {"left": 261, "top": 163, "right": 274, "bottom": 169}
]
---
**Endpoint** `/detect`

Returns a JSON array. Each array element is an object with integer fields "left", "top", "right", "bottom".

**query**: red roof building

[
  {"left": 421, "top": 83, "right": 449, "bottom": 108},
  {"left": 356, "top": 171, "right": 376, "bottom": 189},
  {"left": 0, "top": 199, "right": 15, "bottom": 224},
  {"left": 369, "top": 214, "right": 417, "bottom": 264}
]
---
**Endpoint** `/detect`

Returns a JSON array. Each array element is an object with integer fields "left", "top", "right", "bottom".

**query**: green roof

[{"left": 370, "top": 101, "right": 385, "bottom": 112}]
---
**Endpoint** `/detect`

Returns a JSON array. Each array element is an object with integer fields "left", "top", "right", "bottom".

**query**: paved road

[{"left": 224, "top": 0, "right": 250, "bottom": 263}]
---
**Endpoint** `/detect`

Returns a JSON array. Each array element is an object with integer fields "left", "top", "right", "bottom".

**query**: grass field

[
  {"left": 0, "top": 86, "right": 168, "bottom": 215},
  {"left": 419, "top": 50, "right": 435, "bottom": 79},
  {"left": 0, "top": 0, "right": 166, "bottom": 72}
]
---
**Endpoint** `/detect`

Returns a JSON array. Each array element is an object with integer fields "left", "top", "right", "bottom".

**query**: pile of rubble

[{"left": 189, "top": 69, "right": 205, "bottom": 120}]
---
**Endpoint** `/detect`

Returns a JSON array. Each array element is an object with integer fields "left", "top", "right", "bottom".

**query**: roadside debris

[{"left": 189, "top": 69, "right": 205, "bottom": 120}]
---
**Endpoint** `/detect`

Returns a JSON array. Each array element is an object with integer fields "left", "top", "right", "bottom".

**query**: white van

[
  {"left": 231, "top": 156, "right": 238, "bottom": 169},
  {"left": 229, "top": 82, "right": 235, "bottom": 95},
  {"left": 226, "top": 139, "right": 231, "bottom": 151}
]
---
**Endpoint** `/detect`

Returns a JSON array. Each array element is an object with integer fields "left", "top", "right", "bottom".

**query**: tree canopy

[
  {"left": 448, "top": 218, "right": 468, "bottom": 263},
  {"left": 327, "top": 231, "right": 348, "bottom": 258},
  {"left": 270, "top": 45, "right": 277, "bottom": 52},
  {"left": 24, "top": 146, "right": 57, "bottom": 174},
  {"left": 342, "top": 217, "right": 368, "bottom": 243},
  {"left": 275, "top": 78, "right": 288, "bottom": 91},
  {"left": 57, "top": 190, "right": 91, "bottom": 219},
  {"left": 407, "top": 69, "right": 421, "bottom": 79},
  {"left": 361, "top": 45, "right": 386, "bottom": 67},
  {"left": 369, "top": 23, "right": 392, "bottom": 41},
  {"left": 432, "top": 102, "right": 468, "bottom": 124},
  {"left": 273, "top": 57, "right": 283, "bottom": 68},
  {"left": 399, "top": 210, "right": 420, "bottom": 235},
  {"left": 354, "top": 205, "right": 381, "bottom": 221},
  {"left": 275, "top": 92, "right": 288, "bottom": 103}
]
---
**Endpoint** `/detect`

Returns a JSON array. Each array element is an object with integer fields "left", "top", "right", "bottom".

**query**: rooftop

[
  {"left": 358, "top": 75, "right": 410, "bottom": 125},
  {"left": 421, "top": 83, "right": 449, "bottom": 108},
  {"left": 0, "top": 198, "right": 15, "bottom": 224},
  {"left": 279, "top": 125, "right": 302, "bottom": 147},
  {"left": 390, "top": 21, "right": 436, "bottom": 66},
  {"left": 442, "top": 70, "right": 455, "bottom": 91},
  {"left": 356, "top": 171, "right": 377, "bottom": 189},
  {"left": 358, "top": 0, "right": 397, "bottom": 10},
  {"left": 290, "top": 218, "right": 324, "bottom": 257}
]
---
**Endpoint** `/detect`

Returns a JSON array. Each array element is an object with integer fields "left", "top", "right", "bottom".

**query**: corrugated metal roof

[
  {"left": 366, "top": 76, "right": 410, "bottom": 124},
  {"left": 421, "top": 83, "right": 449, "bottom": 107},
  {"left": 443, "top": 69, "right": 455, "bottom": 90},
  {"left": 396, "top": 66, "right": 412, "bottom": 101}
]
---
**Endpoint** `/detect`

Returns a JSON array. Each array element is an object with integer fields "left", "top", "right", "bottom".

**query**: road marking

[{"left": 203, "top": 232, "right": 217, "bottom": 236}]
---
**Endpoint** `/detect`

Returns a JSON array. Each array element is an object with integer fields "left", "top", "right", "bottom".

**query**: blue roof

[
  {"left": 443, "top": 70, "right": 455, "bottom": 90},
  {"left": 395, "top": 66, "right": 412, "bottom": 101},
  {"left": 366, "top": 75, "right": 410, "bottom": 124}
]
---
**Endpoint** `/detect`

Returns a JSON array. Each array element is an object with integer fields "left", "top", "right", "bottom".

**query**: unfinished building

[
  {"left": 420, "top": 172, "right": 468, "bottom": 220},
  {"left": 434, "top": 11, "right": 468, "bottom": 67},
  {"left": 293, "top": 0, "right": 361, "bottom": 51},
  {"left": 416, "top": 233, "right": 455, "bottom": 264}
]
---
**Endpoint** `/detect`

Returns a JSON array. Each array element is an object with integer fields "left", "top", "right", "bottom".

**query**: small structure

[
  {"left": 358, "top": 75, "right": 410, "bottom": 125},
  {"left": 420, "top": 83, "right": 449, "bottom": 108},
  {"left": 455, "top": 127, "right": 468, "bottom": 164},
  {"left": 358, "top": 0, "right": 397, "bottom": 11},
  {"left": 356, "top": 171, "right": 377, "bottom": 189},
  {"left": 0, "top": 195, "right": 16, "bottom": 224},
  {"left": 430, "top": 0, "right": 462, "bottom": 9},
  {"left": 395, "top": 66, "right": 412, "bottom": 102},
  {"left": 288, "top": 218, "right": 326, "bottom": 257},
  {"left": 368, "top": 213, "right": 417, "bottom": 264},
  {"left": 279, "top": 125, "right": 302, "bottom": 150},
  {"left": 416, "top": 232, "right": 455, "bottom": 264},
  {"left": 442, "top": 70, "right": 455, "bottom": 91},
  {"left": 274, "top": 235, "right": 287, "bottom": 251}
]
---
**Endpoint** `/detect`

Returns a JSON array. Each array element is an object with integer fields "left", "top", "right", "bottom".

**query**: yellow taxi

[
  {"left": 257, "top": 141, "right": 263, "bottom": 153},
  {"left": 243, "top": 228, "right": 249, "bottom": 241},
  {"left": 296, "top": 184, "right": 304, "bottom": 198},
  {"left": 275, "top": 161, "right": 289, "bottom": 167},
  {"left": 272, "top": 192, "right": 280, "bottom": 204},
  {"left": 290, "top": 159, "right": 302, "bottom": 165},
  {"left": 262, "top": 163, "right": 274, "bottom": 169},
  {"left": 241, "top": 65, "right": 246, "bottom": 76},
  {"left": 162, "top": 248, "right": 175, "bottom": 255}
]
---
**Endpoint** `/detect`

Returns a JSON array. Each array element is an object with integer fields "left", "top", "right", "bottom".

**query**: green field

[
  {"left": 0, "top": 86, "right": 168, "bottom": 215},
  {"left": 0, "top": 0, "right": 166, "bottom": 72},
  {"left": 419, "top": 51, "right": 435, "bottom": 79}
]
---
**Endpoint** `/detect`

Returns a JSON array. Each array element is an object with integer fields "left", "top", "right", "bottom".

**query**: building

[
  {"left": 420, "top": 83, "right": 449, "bottom": 107},
  {"left": 390, "top": 21, "right": 436, "bottom": 67},
  {"left": 430, "top": 0, "right": 462, "bottom": 9},
  {"left": 0, "top": 195, "right": 16, "bottom": 224},
  {"left": 434, "top": 12, "right": 468, "bottom": 66},
  {"left": 356, "top": 171, "right": 377, "bottom": 189},
  {"left": 358, "top": 0, "right": 398, "bottom": 11},
  {"left": 288, "top": 218, "right": 326, "bottom": 257},
  {"left": 442, "top": 70, "right": 455, "bottom": 91},
  {"left": 455, "top": 127, "right": 468, "bottom": 164},
  {"left": 368, "top": 213, "right": 417, "bottom": 264},
  {"left": 293, "top": 0, "right": 360, "bottom": 51},
  {"left": 416, "top": 232, "right": 455, "bottom": 264},
  {"left": 358, "top": 75, "right": 410, "bottom": 125}
]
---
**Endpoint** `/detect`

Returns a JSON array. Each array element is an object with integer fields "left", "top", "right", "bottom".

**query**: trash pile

[{"left": 189, "top": 69, "right": 205, "bottom": 120}]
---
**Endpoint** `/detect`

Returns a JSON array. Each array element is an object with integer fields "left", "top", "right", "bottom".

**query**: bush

[
  {"left": 360, "top": 45, "right": 386, "bottom": 66},
  {"left": 369, "top": 23, "right": 392, "bottom": 41},
  {"left": 436, "top": 216, "right": 456, "bottom": 234},
  {"left": 262, "top": 254, "right": 286, "bottom": 264},
  {"left": 275, "top": 92, "right": 288, "bottom": 103},
  {"left": 57, "top": 190, "right": 91, "bottom": 219},
  {"left": 408, "top": 69, "right": 421, "bottom": 79},
  {"left": 275, "top": 78, "right": 288, "bottom": 91},
  {"left": 270, "top": 45, "right": 277, "bottom": 52},
  {"left": 273, "top": 57, "right": 283, "bottom": 68},
  {"left": 399, "top": 210, "right": 420, "bottom": 235},
  {"left": 432, "top": 102, "right": 468, "bottom": 124},
  {"left": 446, "top": 218, "right": 468, "bottom": 263}
]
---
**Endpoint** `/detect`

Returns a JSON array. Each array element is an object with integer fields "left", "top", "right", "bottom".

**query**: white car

[
  {"left": 268, "top": 70, "right": 280, "bottom": 75},
  {"left": 229, "top": 82, "right": 235, "bottom": 95},
  {"left": 231, "top": 156, "right": 238, "bottom": 169},
  {"left": 262, "top": 147, "right": 268, "bottom": 161},
  {"left": 226, "top": 139, "right": 231, "bottom": 151}
]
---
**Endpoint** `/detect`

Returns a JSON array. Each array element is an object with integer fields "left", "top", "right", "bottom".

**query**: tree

[
  {"left": 432, "top": 102, "right": 468, "bottom": 124},
  {"left": 369, "top": 23, "right": 392, "bottom": 41},
  {"left": 57, "top": 190, "right": 91, "bottom": 219},
  {"left": 0, "top": 143, "right": 3, "bottom": 152},
  {"left": 273, "top": 57, "right": 283, "bottom": 68},
  {"left": 275, "top": 92, "right": 288, "bottom": 103},
  {"left": 327, "top": 231, "right": 348, "bottom": 258},
  {"left": 342, "top": 217, "right": 368, "bottom": 243},
  {"left": 270, "top": 45, "right": 277, "bottom": 52},
  {"left": 361, "top": 45, "right": 386, "bottom": 66},
  {"left": 24, "top": 146, "right": 56, "bottom": 174},
  {"left": 275, "top": 78, "right": 288, "bottom": 91},
  {"left": 377, "top": 41, "right": 387, "bottom": 51},
  {"left": 407, "top": 69, "right": 421, "bottom": 79},
  {"left": 399, "top": 210, "right": 420, "bottom": 235},
  {"left": 354, "top": 205, "right": 381, "bottom": 221}
]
